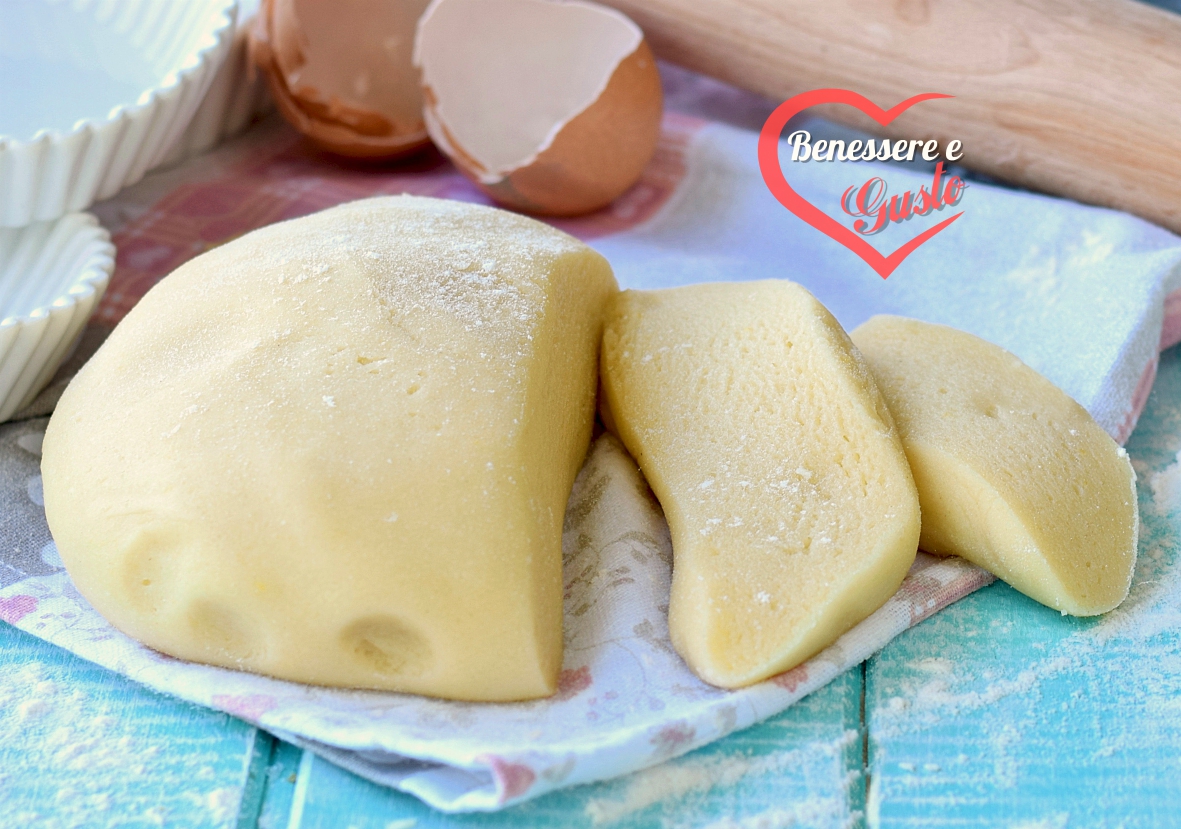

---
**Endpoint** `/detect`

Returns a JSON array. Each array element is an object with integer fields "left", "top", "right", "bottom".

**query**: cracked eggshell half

[
  {"left": 249, "top": 0, "right": 432, "bottom": 159},
  {"left": 414, "top": 0, "right": 663, "bottom": 216}
]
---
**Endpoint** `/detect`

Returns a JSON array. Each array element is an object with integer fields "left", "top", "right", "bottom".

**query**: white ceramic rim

[
  {"left": 0, "top": 215, "right": 114, "bottom": 330},
  {"left": 0, "top": 0, "right": 238, "bottom": 225},
  {"left": 0, "top": 212, "right": 114, "bottom": 421},
  {"left": 154, "top": 0, "right": 273, "bottom": 169},
  {"left": 0, "top": 0, "right": 238, "bottom": 147}
]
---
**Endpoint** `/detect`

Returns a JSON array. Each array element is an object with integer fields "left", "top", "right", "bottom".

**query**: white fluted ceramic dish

[
  {"left": 156, "top": 0, "right": 273, "bottom": 169},
  {"left": 0, "top": 0, "right": 236, "bottom": 226},
  {"left": 0, "top": 214, "right": 114, "bottom": 422}
]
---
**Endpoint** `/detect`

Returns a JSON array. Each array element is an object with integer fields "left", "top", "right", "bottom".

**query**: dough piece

[
  {"left": 851, "top": 316, "right": 1137, "bottom": 615},
  {"left": 600, "top": 281, "right": 920, "bottom": 688},
  {"left": 42, "top": 196, "right": 617, "bottom": 701}
]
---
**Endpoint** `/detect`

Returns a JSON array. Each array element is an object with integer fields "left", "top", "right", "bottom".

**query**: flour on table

[
  {"left": 584, "top": 730, "right": 858, "bottom": 826},
  {"left": 0, "top": 660, "right": 244, "bottom": 829}
]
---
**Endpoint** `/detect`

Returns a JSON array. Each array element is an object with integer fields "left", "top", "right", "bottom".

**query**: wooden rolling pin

[{"left": 601, "top": 0, "right": 1181, "bottom": 234}]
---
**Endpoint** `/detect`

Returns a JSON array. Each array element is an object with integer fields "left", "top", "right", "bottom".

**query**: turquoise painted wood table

[
  {"left": 3, "top": 340, "right": 1179, "bottom": 828},
  {"left": 4, "top": 0, "right": 1181, "bottom": 816}
]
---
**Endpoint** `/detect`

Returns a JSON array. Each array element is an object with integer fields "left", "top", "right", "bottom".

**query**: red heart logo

[{"left": 758, "top": 90, "right": 963, "bottom": 279}]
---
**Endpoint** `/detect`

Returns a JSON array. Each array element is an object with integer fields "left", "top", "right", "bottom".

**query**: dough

[
  {"left": 41, "top": 196, "right": 617, "bottom": 701},
  {"left": 600, "top": 281, "right": 920, "bottom": 688},
  {"left": 851, "top": 315, "right": 1137, "bottom": 615}
]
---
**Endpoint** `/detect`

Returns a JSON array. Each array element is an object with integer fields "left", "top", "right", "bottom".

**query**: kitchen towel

[{"left": 1, "top": 94, "right": 1180, "bottom": 811}]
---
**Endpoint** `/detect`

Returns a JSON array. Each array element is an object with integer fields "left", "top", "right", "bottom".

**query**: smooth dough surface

[
  {"left": 851, "top": 315, "right": 1138, "bottom": 615},
  {"left": 42, "top": 195, "right": 617, "bottom": 701},
  {"left": 601, "top": 281, "right": 920, "bottom": 689}
]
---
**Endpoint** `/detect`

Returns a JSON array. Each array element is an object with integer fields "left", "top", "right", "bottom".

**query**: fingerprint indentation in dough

[
  {"left": 342, "top": 615, "right": 432, "bottom": 677},
  {"left": 188, "top": 600, "right": 258, "bottom": 662},
  {"left": 122, "top": 530, "right": 168, "bottom": 609}
]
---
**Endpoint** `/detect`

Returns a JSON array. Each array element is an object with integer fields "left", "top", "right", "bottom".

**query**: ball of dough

[{"left": 42, "top": 196, "right": 617, "bottom": 701}]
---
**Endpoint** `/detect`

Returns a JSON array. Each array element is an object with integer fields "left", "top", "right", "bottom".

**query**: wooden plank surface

[
  {"left": 6, "top": 4, "right": 1181, "bottom": 808},
  {"left": 0, "top": 637, "right": 862, "bottom": 827},
  {"left": 268, "top": 667, "right": 864, "bottom": 829},
  {"left": 864, "top": 345, "right": 1181, "bottom": 827},
  {"left": 4, "top": 348, "right": 1181, "bottom": 827},
  {"left": 4, "top": 349, "right": 1180, "bottom": 828},
  {"left": 0, "top": 622, "right": 266, "bottom": 828},
  {"left": 3, "top": 362, "right": 1180, "bottom": 829}
]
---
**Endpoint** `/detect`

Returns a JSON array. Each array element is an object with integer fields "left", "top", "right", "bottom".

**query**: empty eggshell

[
  {"left": 414, "top": 0, "right": 663, "bottom": 216},
  {"left": 250, "top": 0, "right": 432, "bottom": 159}
]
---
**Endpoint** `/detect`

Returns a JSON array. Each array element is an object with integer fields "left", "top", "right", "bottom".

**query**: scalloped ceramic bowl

[
  {"left": 0, "top": 213, "right": 114, "bottom": 422},
  {"left": 0, "top": 0, "right": 237, "bottom": 226},
  {"left": 156, "top": 0, "right": 273, "bottom": 168}
]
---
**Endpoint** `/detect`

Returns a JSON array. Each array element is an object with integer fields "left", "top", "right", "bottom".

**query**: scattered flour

[
  {"left": 204, "top": 788, "right": 240, "bottom": 823},
  {"left": 1148, "top": 449, "right": 1181, "bottom": 513},
  {"left": 869, "top": 441, "right": 1181, "bottom": 806},
  {"left": 1092, "top": 450, "right": 1181, "bottom": 644},
  {"left": 911, "top": 657, "right": 954, "bottom": 675},
  {"left": 695, "top": 799, "right": 851, "bottom": 829},
  {"left": 0, "top": 660, "right": 245, "bottom": 828},
  {"left": 1008, "top": 814, "right": 1070, "bottom": 829},
  {"left": 908, "top": 657, "right": 1072, "bottom": 717},
  {"left": 584, "top": 731, "right": 858, "bottom": 826}
]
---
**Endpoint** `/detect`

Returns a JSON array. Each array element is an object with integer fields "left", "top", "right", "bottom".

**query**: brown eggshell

[
  {"left": 417, "top": 0, "right": 664, "bottom": 216},
  {"left": 475, "top": 41, "right": 662, "bottom": 216},
  {"left": 249, "top": 0, "right": 431, "bottom": 160}
]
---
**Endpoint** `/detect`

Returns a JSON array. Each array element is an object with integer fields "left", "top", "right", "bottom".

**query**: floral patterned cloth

[
  {"left": 0, "top": 422, "right": 992, "bottom": 811},
  {"left": 3, "top": 82, "right": 1181, "bottom": 809}
]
